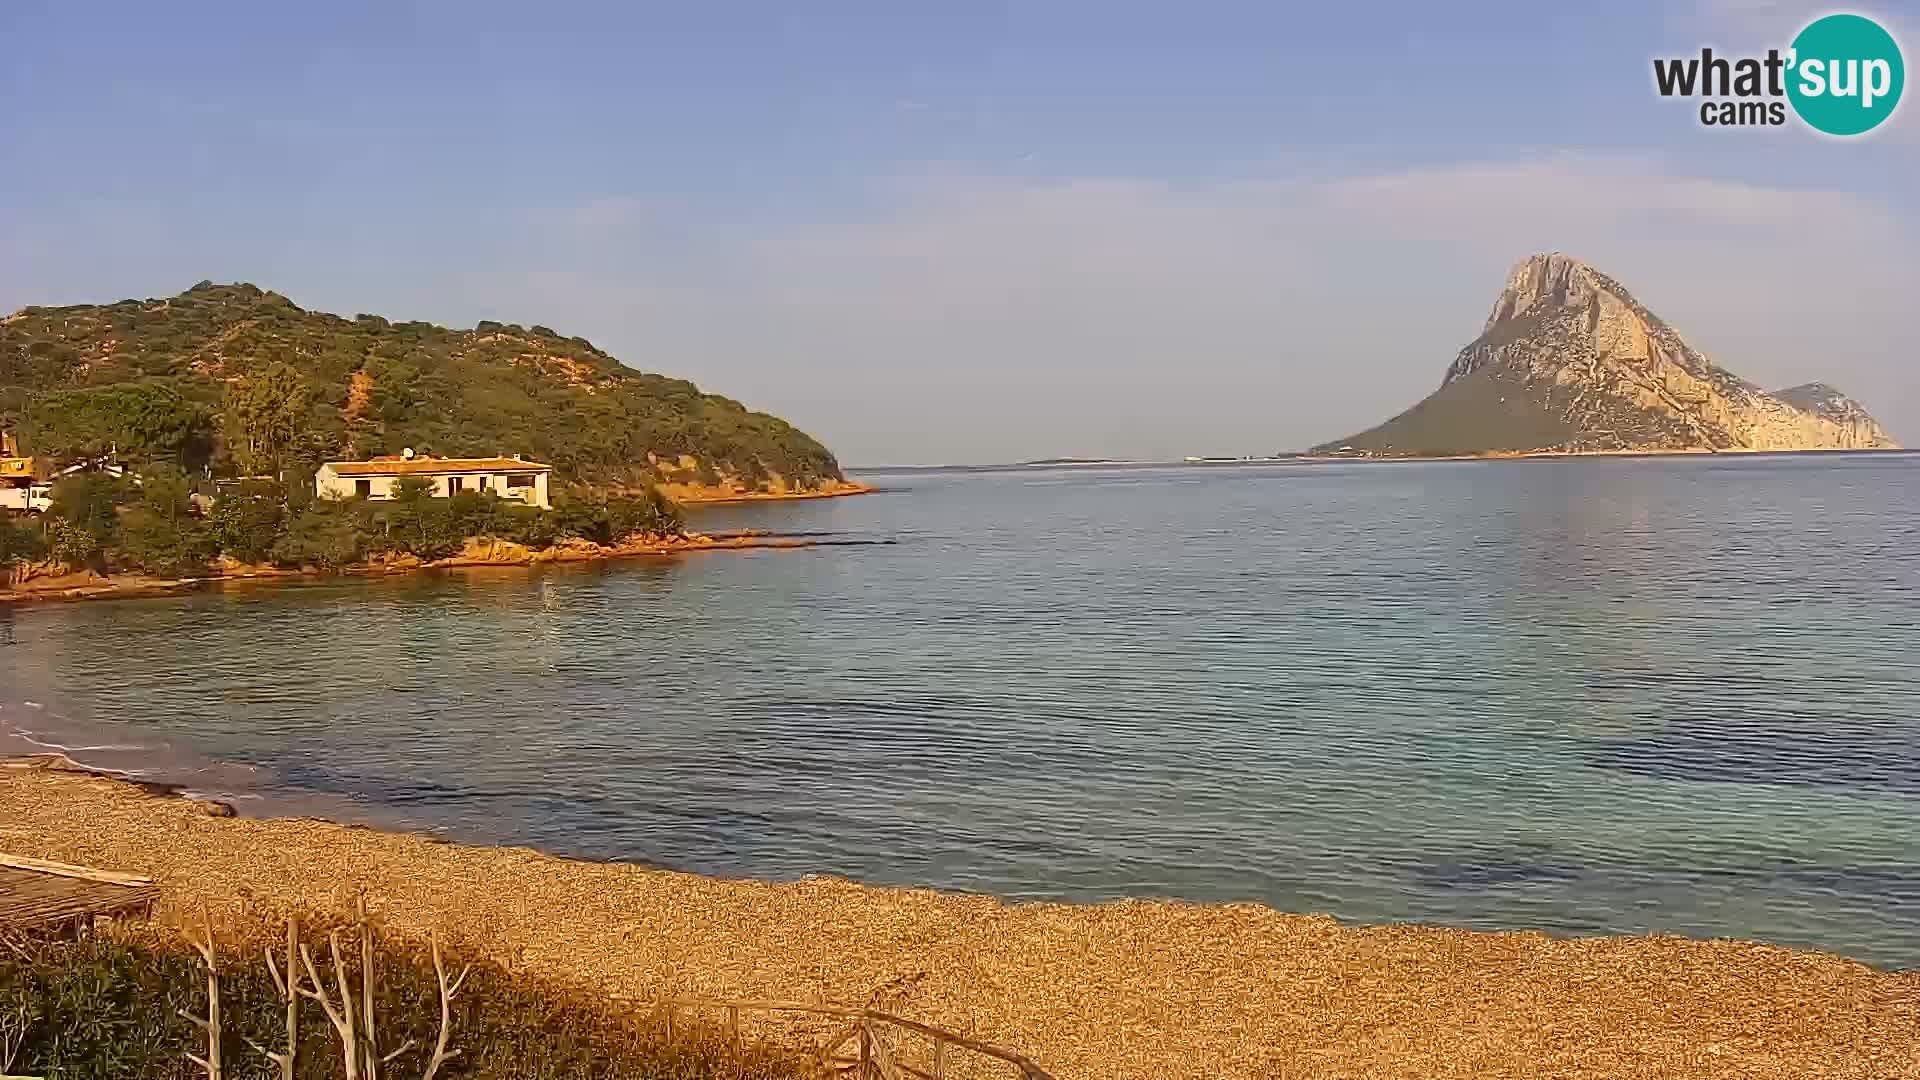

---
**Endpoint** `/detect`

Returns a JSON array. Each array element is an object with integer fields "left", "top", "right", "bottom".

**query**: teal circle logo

[{"left": 1787, "top": 14, "right": 1904, "bottom": 136}]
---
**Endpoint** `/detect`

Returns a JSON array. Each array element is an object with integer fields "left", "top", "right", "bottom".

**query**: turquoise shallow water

[{"left": 4, "top": 454, "right": 1919, "bottom": 965}]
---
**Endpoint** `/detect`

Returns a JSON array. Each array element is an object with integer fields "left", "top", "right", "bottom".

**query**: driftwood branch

[
  {"left": 178, "top": 912, "right": 222, "bottom": 1080},
  {"left": 420, "top": 933, "right": 470, "bottom": 1080},
  {"left": 0, "top": 853, "right": 151, "bottom": 887},
  {"left": 1, "top": 999, "right": 30, "bottom": 1076},
  {"left": 252, "top": 915, "right": 300, "bottom": 1080},
  {"left": 649, "top": 997, "right": 1057, "bottom": 1080},
  {"left": 298, "top": 933, "right": 361, "bottom": 1080},
  {"left": 357, "top": 897, "right": 380, "bottom": 1080}
]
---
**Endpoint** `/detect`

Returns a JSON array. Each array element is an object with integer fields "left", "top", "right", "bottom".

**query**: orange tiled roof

[
  {"left": 323, "top": 456, "right": 551, "bottom": 477},
  {"left": 0, "top": 457, "right": 34, "bottom": 478}
]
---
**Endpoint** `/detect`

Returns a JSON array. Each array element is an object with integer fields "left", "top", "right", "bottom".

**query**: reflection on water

[{"left": 4, "top": 454, "right": 1920, "bottom": 965}]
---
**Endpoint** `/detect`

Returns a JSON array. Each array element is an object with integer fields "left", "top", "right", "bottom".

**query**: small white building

[{"left": 315, "top": 452, "right": 553, "bottom": 509}]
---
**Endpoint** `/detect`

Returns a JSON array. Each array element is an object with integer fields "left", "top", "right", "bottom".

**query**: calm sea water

[{"left": 5, "top": 455, "right": 1920, "bottom": 965}]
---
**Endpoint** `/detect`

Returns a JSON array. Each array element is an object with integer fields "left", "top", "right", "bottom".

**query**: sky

[{"left": 2, "top": 0, "right": 1915, "bottom": 465}]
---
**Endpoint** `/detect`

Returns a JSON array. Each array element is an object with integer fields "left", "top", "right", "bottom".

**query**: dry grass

[{"left": 3, "top": 769, "right": 1917, "bottom": 1080}]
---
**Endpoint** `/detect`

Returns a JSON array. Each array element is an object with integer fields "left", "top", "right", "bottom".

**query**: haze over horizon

[{"left": 4, "top": 0, "right": 1915, "bottom": 465}]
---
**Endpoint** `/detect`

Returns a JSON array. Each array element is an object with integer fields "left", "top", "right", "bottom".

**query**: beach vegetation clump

[{"left": 0, "top": 912, "right": 809, "bottom": 1080}]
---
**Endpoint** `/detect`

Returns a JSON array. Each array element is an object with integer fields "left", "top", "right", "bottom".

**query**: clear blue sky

[{"left": 4, "top": 0, "right": 1915, "bottom": 463}]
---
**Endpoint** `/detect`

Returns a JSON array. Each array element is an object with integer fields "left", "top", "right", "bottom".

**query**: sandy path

[{"left": 4, "top": 769, "right": 1916, "bottom": 1079}]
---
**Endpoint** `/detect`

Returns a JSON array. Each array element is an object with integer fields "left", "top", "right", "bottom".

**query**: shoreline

[
  {"left": 3, "top": 764, "right": 1915, "bottom": 1079},
  {"left": 0, "top": 530, "right": 812, "bottom": 606}
]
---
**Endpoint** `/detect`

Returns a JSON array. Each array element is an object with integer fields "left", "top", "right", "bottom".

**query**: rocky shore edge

[
  {"left": 658, "top": 478, "right": 876, "bottom": 504},
  {"left": 0, "top": 530, "right": 811, "bottom": 605}
]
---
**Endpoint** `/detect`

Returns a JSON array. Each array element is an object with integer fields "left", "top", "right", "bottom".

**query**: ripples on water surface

[{"left": 4, "top": 455, "right": 1919, "bottom": 964}]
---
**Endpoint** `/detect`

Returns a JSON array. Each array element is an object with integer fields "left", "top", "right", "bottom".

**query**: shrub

[
  {"left": 0, "top": 916, "right": 810, "bottom": 1080},
  {"left": 116, "top": 467, "right": 216, "bottom": 576},
  {"left": 272, "top": 503, "right": 367, "bottom": 571},
  {"left": 0, "top": 515, "right": 45, "bottom": 565},
  {"left": 379, "top": 476, "right": 464, "bottom": 559},
  {"left": 206, "top": 481, "right": 288, "bottom": 564},
  {"left": 45, "top": 473, "right": 128, "bottom": 568},
  {"left": 551, "top": 488, "right": 684, "bottom": 546}
]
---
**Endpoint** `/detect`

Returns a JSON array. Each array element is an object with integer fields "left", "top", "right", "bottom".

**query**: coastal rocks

[
  {"left": 444, "top": 536, "right": 537, "bottom": 566},
  {"left": 3, "top": 530, "right": 814, "bottom": 604},
  {"left": 1318, "top": 253, "right": 1900, "bottom": 456},
  {"left": 6, "top": 557, "right": 87, "bottom": 590}
]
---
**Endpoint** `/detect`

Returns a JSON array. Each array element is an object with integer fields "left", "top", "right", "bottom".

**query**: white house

[{"left": 315, "top": 451, "right": 553, "bottom": 509}]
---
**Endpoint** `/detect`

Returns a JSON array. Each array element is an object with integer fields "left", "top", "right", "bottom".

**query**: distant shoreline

[
  {"left": 852, "top": 447, "right": 1914, "bottom": 472},
  {"left": 1299, "top": 446, "right": 1913, "bottom": 463}
]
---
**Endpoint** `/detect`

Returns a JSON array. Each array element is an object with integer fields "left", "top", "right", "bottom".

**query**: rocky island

[{"left": 1317, "top": 253, "right": 1900, "bottom": 457}]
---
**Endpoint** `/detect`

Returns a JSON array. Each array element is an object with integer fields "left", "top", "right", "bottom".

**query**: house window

[
  {"left": 355, "top": 478, "right": 372, "bottom": 499},
  {"left": 506, "top": 474, "right": 536, "bottom": 490}
]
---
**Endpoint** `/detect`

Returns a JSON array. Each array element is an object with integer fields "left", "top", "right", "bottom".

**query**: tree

[
  {"left": 379, "top": 477, "right": 462, "bottom": 559},
  {"left": 272, "top": 503, "right": 365, "bottom": 570},
  {"left": 47, "top": 473, "right": 129, "bottom": 567},
  {"left": 206, "top": 480, "right": 286, "bottom": 564},
  {"left": 25, "top": 382, "right": 213, "bottom": 467},
  {"left": 223, "top": 362, "right": 316, "bottom": 477},
  {"left": 118, "top": 467, "right": 215, "bottom": 576}
]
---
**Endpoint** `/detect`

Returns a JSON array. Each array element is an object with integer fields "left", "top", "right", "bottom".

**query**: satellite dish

[{"left": 402, "top": 447, "right": 416, "bottom": 460}]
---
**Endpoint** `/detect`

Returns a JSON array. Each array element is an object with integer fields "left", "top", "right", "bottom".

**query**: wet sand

[{"left": 4, "top": 768, "right": 1916, "bottom": 1079}]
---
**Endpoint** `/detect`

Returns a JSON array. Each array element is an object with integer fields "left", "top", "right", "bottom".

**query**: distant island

[
  {"left": 0, "top": 281, "right": 860, "bottom": 501},
  {"left": 1313, "top": 253, "right": 1900, "bottom": 458},
  {"left": 1018, "top": 457, "right": 1137, "bottom": 466}
]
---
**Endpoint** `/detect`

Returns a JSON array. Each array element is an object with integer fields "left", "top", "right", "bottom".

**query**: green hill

[{"left": 0, "top": 281, "right": 844, "bottom": 492}]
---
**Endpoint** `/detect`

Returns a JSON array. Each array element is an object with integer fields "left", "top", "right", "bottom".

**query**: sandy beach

[{"left": 3, "top": 767, "right": 1916, "bottom": 1080}]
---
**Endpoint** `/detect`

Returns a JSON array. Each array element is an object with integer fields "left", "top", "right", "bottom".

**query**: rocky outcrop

[{"left": 1318, "top": 253, "right": 1900, "bottom": 456}]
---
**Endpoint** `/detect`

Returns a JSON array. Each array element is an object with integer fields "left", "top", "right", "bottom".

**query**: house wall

[{"left": 315, "top": 467, "right": 551, "bottom": 509}]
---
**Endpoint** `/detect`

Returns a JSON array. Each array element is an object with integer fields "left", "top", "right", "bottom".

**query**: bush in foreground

[{"left": 0, "top": 912, "right": 808, "bottom": 1080}]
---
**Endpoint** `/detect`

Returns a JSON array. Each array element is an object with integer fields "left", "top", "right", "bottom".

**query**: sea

[{"left": 5, "top": 454, "right": 1919, "bottom": 966}]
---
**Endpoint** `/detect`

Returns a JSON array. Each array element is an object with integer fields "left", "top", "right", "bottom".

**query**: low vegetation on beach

[
  {"left": 0, "top": 470, "right": 684, "bottom": 584},
  {"left": 0, "top": 910, "right": 810, "bottom": 1080}
]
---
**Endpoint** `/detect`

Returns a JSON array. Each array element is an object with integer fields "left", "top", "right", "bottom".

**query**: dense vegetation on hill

[{"left": 0, "top": 281, "right": 843, "bottom": 489}]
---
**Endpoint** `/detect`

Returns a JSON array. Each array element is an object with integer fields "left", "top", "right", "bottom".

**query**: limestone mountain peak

[{"left": 1320, "top": 255, "right": 1898, "bottom": 456}]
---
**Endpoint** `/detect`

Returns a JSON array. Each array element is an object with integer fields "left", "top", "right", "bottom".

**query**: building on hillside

[
  {"left": 315, "top": 451, "right": 553, "bottom": 509},
  {"left": 53, "top": 456, "right": 128, "bottom": 480},
  {"left": 0, "top": 432, "right": 48, "bottom": 513}
]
